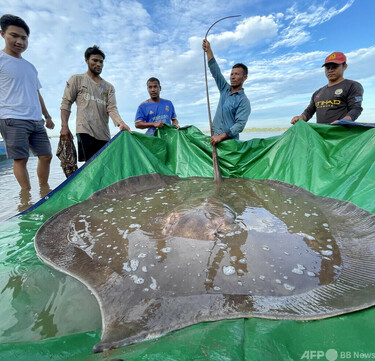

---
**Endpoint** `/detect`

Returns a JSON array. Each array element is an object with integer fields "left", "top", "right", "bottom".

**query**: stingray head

[{"left": 162, "top": 199, "right": 236, "bottom": 240}]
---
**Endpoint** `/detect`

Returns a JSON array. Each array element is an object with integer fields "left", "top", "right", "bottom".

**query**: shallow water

[{"left": 0, "top": 138, "right": 70, "bottom": 221}]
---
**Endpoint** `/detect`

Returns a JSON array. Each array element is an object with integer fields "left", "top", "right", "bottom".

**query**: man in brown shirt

[{"left": 60, "top": 45, "right": 131, "bottom": 161}]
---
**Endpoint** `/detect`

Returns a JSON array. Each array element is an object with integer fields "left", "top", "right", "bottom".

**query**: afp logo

[{"left": 301, "top": 349, "right": 338, "bottom": 361}]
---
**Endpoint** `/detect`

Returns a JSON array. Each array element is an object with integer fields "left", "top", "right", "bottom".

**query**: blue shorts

[{"left": 0, "top": 118, "right": 52, "bottom": 159}]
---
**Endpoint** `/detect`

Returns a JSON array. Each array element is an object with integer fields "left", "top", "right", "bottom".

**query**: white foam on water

[
  {"left": 213, "top": 286, "right": 221, "bottom": 291},
  {"left": 321, "top": 250, "right": 333, "bottom": 256},
  {"left": 130, "top": 259, "right": 139, "bottom": 271},
  {"left": 292, "top": 264, "right": 305, "bottom": 275},
  {"left": 161, "top": 247, "right": 171, "bottom": 253},
  {"left": 123, "top": 262, "right": 131, "bottom": 272},
  {"left": 130, "top": 275, "right": 144, "bottom": 284},
  {"left": 138, "top": 253, "right": 147, "bottom": 258},
  {"left": 150, "top": 277, "right": 157, "bottom": 290},
  {"left": 283, "top": 283, "right": 295, "bottom": 291},
  {"left": 129, "top": 224, "right": 141, "bottom": 229},
  {"left": 297, "top": 232, "right": 315, "bottom": 241},
  {"left": 142, "top": 266, "right": 147, "bottom": 272},
  {"left": 222, "top": 266, "right": 236, "bottom": 276}
]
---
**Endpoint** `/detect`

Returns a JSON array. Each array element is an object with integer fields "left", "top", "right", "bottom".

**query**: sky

[{"left": 1, "top": 0, "right": 374, "bottom": 136}]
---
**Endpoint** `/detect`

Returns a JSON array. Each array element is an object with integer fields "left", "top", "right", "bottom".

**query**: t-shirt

[
  {"left": 208, "top": 57, "right": 251, "bottom": 139},
  {"left": 302, "top": 79, "right": 363, "bottom": 124},
  {"left": 135, "top": 99, "right": 177, "bottom": 136},
  {"left": 60, "top": 73, "right": 123, "bottom": 141},
  {"left": 0, "top": 50, "right": 42, "bottom": 120}
]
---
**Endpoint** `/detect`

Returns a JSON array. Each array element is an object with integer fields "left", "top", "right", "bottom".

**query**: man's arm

[
  {"left": 135, "top": 120, "right": 166, "bottom": 129},
  {"left": 202, "top": 39, "right": 228, "bottom": 93},
  {"left": 340, "top": 81, "right": 364, "bottom": 122},
  {"left": 107, "top": 87, "right": 132, "bottom": 133},
  {"left": 60, "top": 109, "right": 73, "bottom": 139},
  {"left": 60, "top": 76, "right": 78, "bottom": 139},
  {"left": 38, "top": 90, "right": 55, "bottom": 129},
  {"left": 291, "top": 93, "right": 316, "bottom": 124},
  {"left": 171, "top": 118, "right": 180, "bottom": 129}
]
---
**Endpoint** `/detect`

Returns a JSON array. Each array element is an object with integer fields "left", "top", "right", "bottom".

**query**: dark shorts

[
  {"left": 0, "top": 118, "right": 52, "bottom": 159},
  {"left": 77, "top": 133, "right": 108, "bottom": 162}
]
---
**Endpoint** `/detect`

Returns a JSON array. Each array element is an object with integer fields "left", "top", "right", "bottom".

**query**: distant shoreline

[
  {"left": 202, "top": 127, "right": 290, "bottom": 134},
  {"left": 49, "top": 127, "right": 290, "bottom": 138}
]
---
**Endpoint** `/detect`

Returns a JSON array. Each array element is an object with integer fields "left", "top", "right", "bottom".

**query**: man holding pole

[{"left": 202, "top": 39, "right": 251, "bottom": 145}]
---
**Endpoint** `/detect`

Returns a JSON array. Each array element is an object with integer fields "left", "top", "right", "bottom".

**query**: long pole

[{"left": 204, "top": 15, "right": 241, "bottom": 183}]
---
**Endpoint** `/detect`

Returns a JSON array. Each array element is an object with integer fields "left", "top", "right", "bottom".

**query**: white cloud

[{"left": 207, "top": 16, "right": 279, "bottom": 50}]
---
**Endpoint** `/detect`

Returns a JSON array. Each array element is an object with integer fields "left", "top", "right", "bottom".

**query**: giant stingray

[{"left": 35, "top": 173, "right": 375, "bottom": 352}]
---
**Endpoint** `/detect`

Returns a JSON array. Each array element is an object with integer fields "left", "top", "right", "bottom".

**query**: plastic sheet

[{"left": 0, "top": 120, "right": 374, "bottom": 360}]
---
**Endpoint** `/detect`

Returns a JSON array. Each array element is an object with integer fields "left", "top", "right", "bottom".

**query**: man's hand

[
  {"left": 202, "top": 39, "right": 213, "bottom": 61},
  {"left": 331, "top": 116, "right": 352, "bottom": 124},
  {"left": 210, "top": 133, "right": 228, "bottom": 146},
  {"left": 291, "top": 115, "right": 307, "bottom": 124},
  {"left": 45, "top": 117, "right": 55, "bottom": 129},
  {"left": 153, "top": 121, "right": 165, "bottom": 128},
  {"left": 60, "top": 124, "right": 73, "bottom": 140},
  {"left": 172, "top": 119, "right": 180, "bottom": 129},
  {"left": 118, "top": 121, "right": 133, "bottom": 133}
]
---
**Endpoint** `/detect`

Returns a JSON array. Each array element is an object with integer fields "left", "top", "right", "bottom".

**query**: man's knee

[
  {"left": 14, "top": 158, "right": 28, "bottom": 166},
  {"left": 38, "top": 154, "right": 52, "bottom": 163}
]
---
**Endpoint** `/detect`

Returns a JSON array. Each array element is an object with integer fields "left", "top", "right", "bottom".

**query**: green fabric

[{"left": 0, "top": 121, "right": 374, "bottom": 360}]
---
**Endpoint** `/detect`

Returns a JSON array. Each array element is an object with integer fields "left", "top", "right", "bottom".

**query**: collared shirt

[{"left": 208, "top": 57, "right": 251, "bottom": 139}]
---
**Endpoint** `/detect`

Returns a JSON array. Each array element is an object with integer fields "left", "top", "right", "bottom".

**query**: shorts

[
  {"left": 77, "top": 133, "right": 108, "bottom": 162},
  {"left": 0, "top": 118, "right": 52, "bottom": 159}
]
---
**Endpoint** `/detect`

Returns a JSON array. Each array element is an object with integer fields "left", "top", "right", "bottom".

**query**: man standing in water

[
  {"left": 60, "top": 45, "right": 132, "bottom": 162},
  {"left": 0, "top": 14, "right": 55, "bottom": 190},
  {"left": 202, "top": 39, "right": 251, "bottom": 145},
  {"left": 135, "top": 77, "right": 179, "bottom": 136},
  {"left": 291, "top": 52, "right": 363, "bottom": 124}
]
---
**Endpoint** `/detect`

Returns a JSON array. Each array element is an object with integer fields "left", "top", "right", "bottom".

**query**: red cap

[{"left": 322, "top": 52, "right": 347, "bottom": 67}]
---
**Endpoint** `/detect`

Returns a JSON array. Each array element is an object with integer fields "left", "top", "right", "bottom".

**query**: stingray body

[
  {"left": 162, "top": 198, "right": 237, "bottom": 240},
  {"left": 34, "top": 174, "right": 375, "bottom": 353}
]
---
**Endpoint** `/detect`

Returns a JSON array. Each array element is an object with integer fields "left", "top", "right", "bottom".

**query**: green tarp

[{"left": 0, "top": 120, "right": 374, "bottom": 360}]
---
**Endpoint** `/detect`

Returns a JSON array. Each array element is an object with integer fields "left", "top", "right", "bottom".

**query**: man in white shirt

[{"left": 0, "top": 14, "right": 55, "bottom": 190}]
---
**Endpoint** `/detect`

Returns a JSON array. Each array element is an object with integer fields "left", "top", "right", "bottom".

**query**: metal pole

[{"left": 204, "top": 15, "right": 241, "bottom": 183}]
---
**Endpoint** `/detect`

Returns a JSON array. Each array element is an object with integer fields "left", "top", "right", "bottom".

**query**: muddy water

[{"left": 62, "top": 177, "right": 342, "bottom": 298}]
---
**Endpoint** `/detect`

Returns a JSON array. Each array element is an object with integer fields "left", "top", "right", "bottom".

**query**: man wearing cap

[{"left": 291, "top": 52, "right": 363, "bottom": 125}]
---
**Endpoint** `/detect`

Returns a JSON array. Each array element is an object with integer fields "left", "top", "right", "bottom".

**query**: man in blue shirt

[
  {"left": 135, "top": 77, "right": 179, "bottom": 136},
  {"left": 202, "top": 39, "right": 251, "bottom": 145}
]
